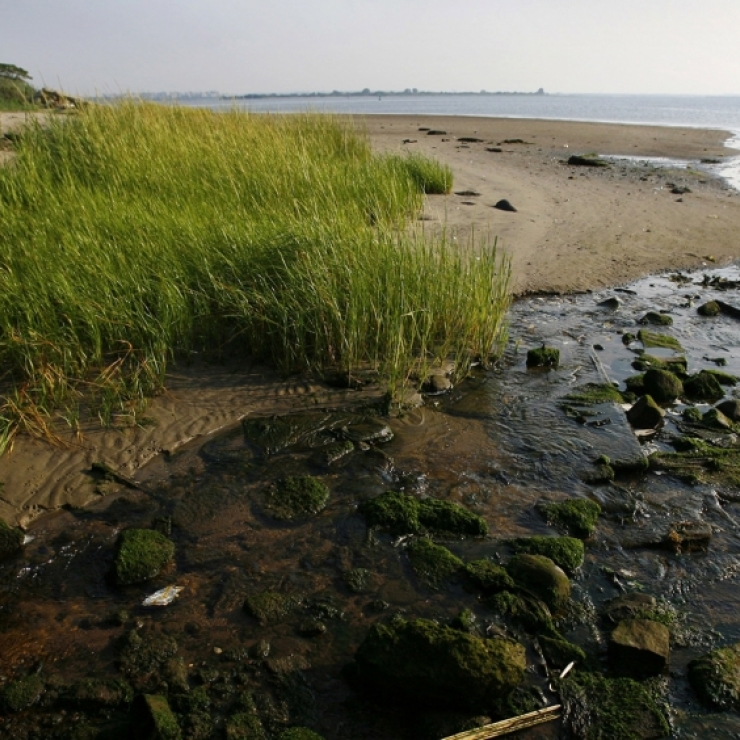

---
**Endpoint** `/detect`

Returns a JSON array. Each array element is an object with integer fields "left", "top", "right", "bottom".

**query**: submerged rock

[
  {"left": 243, "top": 592, "right": 299, "bottom": 625},
  {"left": 689, "top": 641, "right": 740, "bottom": 710},
  {"left": 526, "top": 345, "right": 559, "bottom": 368},
  {"left": 537, "top": 498, "right": 601, "bottom": 539},
  {"left": 506, "top": 554, "right": 571, "bottom": 612},
  {"left": 112, "top": 528, "right": 175, "bottom": 586},
  {"left": 264, "top": 475, "right": 329, "bottom": 521},
  {"left": 559, "top": 672, "right": 669, "bottom": 739},
  {"left": 463, "top": 560, "right": 515, "bottom": 595},
  {"left": 407, "top": 538, "right": 463, "bottom": 590},
  {"left": 353, "top": 618, "right": 526, "bottom": 711},
  {"left": 637, "top": 329, "right": 683, "bottom": 352},
  {"left": 608, "top": 619, "right": 670, "bottom": 678}
]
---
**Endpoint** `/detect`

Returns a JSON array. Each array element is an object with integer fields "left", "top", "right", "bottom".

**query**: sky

[{"left": 2, "top": 0, "right": 740, "bottom": 96}]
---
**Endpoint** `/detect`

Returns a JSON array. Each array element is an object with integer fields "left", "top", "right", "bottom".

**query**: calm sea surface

[{"left": 184, "top": 93, "right": 740, "bottom": 188}]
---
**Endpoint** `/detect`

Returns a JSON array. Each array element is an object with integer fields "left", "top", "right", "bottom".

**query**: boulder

[
  {"left": 538, "top": 634, "right": 587, "bottom": 669},
  {"left": 701, "top": 408, "right": 734, "bottom": 430},
  {"left": 526, "top": 345, "right": 559, "bottom": 368},
  {"left": 112, "top": 528, "right": 175, "bottom": 586},
  {"left": 463, "top": 560, "right": 515, "bottom": 595},
  {"left": 494, "top": 199, "right": 517, "bottom": 212},
  {"left": 626, "top": 394, "right": 665, "bottom": 429},
  {"left": 608, "top": 619, "right": 670, "bottom": 678},
  {"left": 407, "top": 538, "right": 463, "bottom": 590},
  {"left": 422, "top": 373, "right": 452, "bottom": 394},
  {"left": 510, "top": 535, "right": 584, "bottom": 573},
  {"left": 689, "top": 641, "right": 740, "bottom": 710},
  {"left": 716, "top": 399, "right": 740, "bottom": 422},
  {"left": 506, "top": 554, "right": 571, "bottom": 612},
  {"left": 639, "top": 311, "right": 673, "bottom": 326},
  {"left": 698, "top": 301, "right": 721, "bottom": 317},
  {"left": 603, "top": 593, "right": 657, "bottom": 625},
  {"left": 354, "top": 618, "right": 525, "bottom": 711},
  {"left": 684, "top": 371, "right": 724, "bottom": 401},
  {"left": 642, "top": 369, "right": 682, "bottom": 403}
]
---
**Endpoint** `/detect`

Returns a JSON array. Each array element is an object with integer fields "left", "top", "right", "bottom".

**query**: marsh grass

[{"left": 0, "top": 102, "right": 510, "bottom": 451}]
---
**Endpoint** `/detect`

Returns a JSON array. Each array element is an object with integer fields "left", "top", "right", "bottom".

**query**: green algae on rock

[
  {"left": 62, "top": 677, "right": 134, "bottom": 709},
  {"left": 683, "top": 370, "right": 725, "bottom": 401},
  {"left": 264, "top": 475, "right": 330, "bottom": 521},
  {"left": 510, "top": 535, "right": 584, "bottom": 573},
  {"left": 639, "top": 311, "right": 673, "bottom": 326},
  {"left": 243, "top": 591, "right": 300, "bottom": 625},
  {"left": 488, "top": 590, "right": 556, "bottom": 636},
  {"left": 112, "top": 528, "right": 175, "bottom": 585},
  {"left": 463, "top": 559, "right": 515, "bottom": 595},
  {"left": 417, "top": 497, "right": 488, "bottom": 536},
  {"left": 136, "top": 694, "right": 182, "bottom": 740},
  {"left": 561, "top": 383, "right": 624, "bottom": 406},
  {"left": 698, "top": 300, "right": 721, "bottom": 317},
  {"left": 642, "top": 368, "right": 683, "bottom": 403},
  {"left": 537, "top": 499, "right": 601, "bottom": 538},
  {"left": 631, "top": 353, "right": 687, "bottom": 375},
  {"left": 0, "top": 517, "right": 24, "bottom": 560},
  {"left": 609, "top": 619, "right": 670, "bottom": 678},
  {"left": 689, "top": 641, "right": 740, "bottom": 711},
  {"left": 353, "top": 618, "right": 526, "bottom": 711},
  {"left": 407, "top": 538, "right": 463, "bottom": 589},
  {"left": 526, "top": 345, "right": 560, "bottom": 368},
  {"left": 637, "top": 329, "right": 683, "bottom": 352},
  {"left": 538, "top": 634, "right": 587, "bottom": 669},
  {"left": 226, "top": 710, "right": 266, "bottom": 739},
  {"left": 558, "top": 672, "right": 669, "bottom": 740},
  {"left": 506, "top": 554, "right": 571, "bottom": 612},
  {"left": 0, "top": 674, "right": 44, "bottom": 713},
  {"left": 626, "top": 395, "right": 665, "bottom": 430},
  {"left": 117, "top": 629, "right": 179, "bottom": 683},
  {"left": 650, "top": 437, "right": 740, "bottom": 487}
]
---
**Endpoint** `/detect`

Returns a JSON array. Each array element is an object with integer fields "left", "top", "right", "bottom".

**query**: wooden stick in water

[{"left": 439, "top": 704, "right": 562, "bottom": 740}]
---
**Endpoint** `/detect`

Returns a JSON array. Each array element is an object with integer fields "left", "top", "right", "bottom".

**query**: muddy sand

[{"left": 1, "top": 112, "right": 739, "bottom": 525}]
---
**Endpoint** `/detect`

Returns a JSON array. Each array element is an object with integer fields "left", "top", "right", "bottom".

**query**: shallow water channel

[{"left": 3, "top": 266, "right": 740, "bottom": 739}]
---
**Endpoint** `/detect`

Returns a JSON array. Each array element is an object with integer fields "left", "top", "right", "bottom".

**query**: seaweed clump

[
  {"left": 264, "top": 475, "right": 330, "bottom": 520},
  {"left": 111, "top": 528, "right": 175, "bottom": 585}
]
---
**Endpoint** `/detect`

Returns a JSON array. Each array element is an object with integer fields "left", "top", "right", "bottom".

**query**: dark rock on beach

[
  {"left": 609, "top": 619, "right": 670, "bottom": 678},
  {"left": 494, "top": 198, "right": 517, "bottom": 212},
  {"left": 716, "top": 399, "right": 740, "bottom": 421},
  {"left": 506, "top": 553, "right": 571, "bottom": 612},
  {"left": 567, "top": 154, "right": 609, "bottom": 167},
  {"left": 642, "top": 368, "right": 683, "bottom": 403},
  {"left": 626, "top": 395, "right": 665, "bottom": 430},
  {"left": 603, "top": 593, "right": 657, "bottom": 625}
]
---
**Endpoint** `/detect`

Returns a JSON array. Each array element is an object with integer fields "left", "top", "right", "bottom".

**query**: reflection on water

[{"left": 3, "top": 267, "right": 740, "bottom": 737}]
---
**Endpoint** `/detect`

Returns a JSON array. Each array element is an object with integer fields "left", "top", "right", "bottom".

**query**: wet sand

[{"left": 2, "top": 112, "right": 740, "bottom": 525}]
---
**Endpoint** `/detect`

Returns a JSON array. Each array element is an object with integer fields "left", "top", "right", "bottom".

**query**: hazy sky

[{"left": 3, "top": 0, "right": 740, "bottom": 96}]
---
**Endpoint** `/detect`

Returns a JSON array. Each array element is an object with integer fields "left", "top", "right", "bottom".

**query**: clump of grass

[
  {"left": 391, "top": 152, "right": 453, "bottom": 194},
  {"left": 0, "top": 102, "right": 510, "bottom": 450}
]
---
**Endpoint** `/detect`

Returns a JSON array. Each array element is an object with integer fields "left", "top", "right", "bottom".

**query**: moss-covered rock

[
  {"left": 506, "top": 554, "right": 571, "bottom": 612},
  {"left": 626, "top": 394, "right": 665, "bottom": 429},
  {"left": 650, "top": 437, "right": 740, "bottom": 487},
  {"left": 559, "top": 672, "right": 669, "bottom": 740},
  {"left": 526, "top": 345, "right": 560, "bottom": 368},
  {"left": 609, "top": 619, "right": 670, "bottom": 678},
  {"left": 602, "top": 593, "right": 658, "bottom": 625},
  {"left": 118, "top": 629, "right": 179, "bottom": 683},
  {"left": 689, "top": 641, "right": 740, "bottom": 710},
  {"left": 698, "top": 300, "right": 721, "bottom": 317},
  {"left": 510, "top": 536, "right": 584, "bottom": 573},
  {"left": 488, "top": 590, "right": 556, "bottom": 636},
  {"left": 112, "top": 528, "right": 175, "bottom": 585},
  {"left": 717, "top": 399, "right": 740, "bottom": 421},
  {"left": 631, "top": 354, "right": 687, "bottom": 375},
  {"left": 702, "top": 407, "right": 734, "bottom": 430},
  {"left": 135, "top": 694, "right": 182, "bottom": 740},
  {"left": 278, "top": 730, "right": 325, "bottom": 740},
  {"left": 624, "top": 374, "right": 646, "bottom": 395},
  {"left": 684, "top": 370, "right": 724, "bottom": 401},
  {"left": 264, "top": 475, "right": 329, "bottom": 520},
  {"left": 243, "top": 591, "right": 299, "bottom": 625},
  {"left": 463, "top": 559, "right": 515, "bottom": 594},
  {"left": 562, "top": 383, "right": 624, "bottom": 406},
  {"left": 353, "top": 618, "right": 526, "bottom": 711},
  {"left": 642, "top": 369, "right": 682, "bottom": 403},
  {"left": 537, "top": 499, "right": 601, "bottom": 539},
  {"left": 342, "top": 567, "right": 371, "bottom": 593},
  {"left": 682, "top": 406, "right": 703, "bottom": 423},
  {"left": 0, "top": 674, "right": 44, "bottom": 713},
  {"left": 359, "top": 491, "right": 487, "bottom": 537},
  {"left": 637, "top": 329, "right": 683, "bottom": 352},
  {"left": 225, "top": 711, "right": 266, "bottom": 739},
  {"left": 704, "top": 369, "right": 739, "bottom": 386},
  {"left": 0, "top": 518, "right": 24, "bottom": 560},
  {"left": 538, "top": 634, "right": 587, "bottom": 669},
  {"left": 639, "top": 311, "right": 673, "bottom": 326},
  {"left": 417, "top": 498, "right": 488, "bottom": 537},
  {"left": 407, "top": 539, "right": 463, "bottom": 590}
]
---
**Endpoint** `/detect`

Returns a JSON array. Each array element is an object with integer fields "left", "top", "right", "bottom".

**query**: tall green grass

[{"left": 0, "top": 102, "right": 509, "bottom": 449}]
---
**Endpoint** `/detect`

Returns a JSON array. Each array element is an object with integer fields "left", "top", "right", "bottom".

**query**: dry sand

[{"left": 1, "top": 112, "right": 740, "bottom": 525}]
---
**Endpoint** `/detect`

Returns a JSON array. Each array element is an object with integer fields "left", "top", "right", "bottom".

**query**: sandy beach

[{"left": 1, "top": 112, "right": 740, "bottom": 525}]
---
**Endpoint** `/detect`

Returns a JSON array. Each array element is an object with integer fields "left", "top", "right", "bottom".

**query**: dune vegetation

[{"left": 0, "top": 102, "right": 510, "bottom": 451}]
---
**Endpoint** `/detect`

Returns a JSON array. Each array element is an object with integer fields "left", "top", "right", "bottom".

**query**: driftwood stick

[{"left": 440, "top": 704, "right": 562, "bottom": 740}]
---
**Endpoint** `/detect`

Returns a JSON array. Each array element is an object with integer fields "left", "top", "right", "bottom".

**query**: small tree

[
  {"left": 0, "top": 63, "right": 35, "bottom": 107},
  {"left": 0, "top": 64, "right": 32, "bottom": 83}
]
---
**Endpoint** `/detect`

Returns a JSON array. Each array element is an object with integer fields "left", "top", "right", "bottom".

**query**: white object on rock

[{"left": 142, "top": 585, "right": 183, "bottom": 607}]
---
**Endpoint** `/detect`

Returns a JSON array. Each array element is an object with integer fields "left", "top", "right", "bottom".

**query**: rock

[
  {"left": 489, "top": 590, "right": 556, "bottom": 635},
  {"left": 698, "top": 301, "right": 721, "bottom": 317},
  {"left": 567, "top": 154, "right": 609, "bottom": 167},
  {"left": 664, "top": 520, "right": 712, "bottom": 553},
  {"left": 537, "top": 498, "right": 601, "bottom": 538},
  {"left": 684, "top": 370, "right": 724, "bottom": 401},
  {"left": 427, "top": 130, "right": 447, "bottom": 135},
  {"left": 608, "top": 619, "right": 670, "bottom": 678},
  {"left": 343, "top": 567, "right": 371, "bottom": 593},
  {"left": 493, "top": 199, "right": 517, "bottom": 212},
  {"left": 343, "top": 419, "right": 394, "bottom": 444},
  {"left": 417, "top": 498, "right": 488, "bottom": 536},
  {"left": 626, "top": 395, "right": 665, "bottom": 429},
  {"left": 689, "top": 641, "right": 740, "bottom": 710},
  {"left": 0, "top": 518, "right": 24, "bottom": 560},
  {"left": 603, "top": 593, "right": 657, "bottom": 625},
  {"left": 264, "top": 475, "right": 329, "bottom": 520},
  {"left": 642, "top": 369, "right": 683, "bottom": 403},
  {"left": 598, "top": 296, "right": 620, "bottom": 310},
  {"left": 457, "top": 137, "right": 484, "bottom": 143},
  {"left": 716, "top": 399, "right": 740, "bottom": 421},
  {"left": 526, "top": 345, "right": 559, "bottom": 368},
  {"left": 135, "top": 694, "right": 182, "bottom": 740},
  {"left": 454, "top": 189, "right": 481, "bottom": 196},
  {"left": 463, "top": 560, "right": 515, "bottom": 595},
  {"left": 225, "top": 709, "right": 266, "bottom": 738},
  {"left": 486, "top": 146, "right": 503, "bottom": 152},
  {"left": 112, "top": 528, "right": 175, "bottom": 586},
  {"left": 297, "top": 619, "right": 327, "bottom": 638},
  {"left": 637, "top": 329, "right": 683, "bottom": 351},
  {"left": 538, "top": 634, "right": 587, "bottom": 669},
  {"left": 0, "top": 675, "right": 44, "bottom": 713},
  {"left": 639, "top": 311, "right": 673, "bottom": 326},
  {"left": 506, "top": 554, "right": 571, "bottom": 612},
  {"left": 702, "top": 407, "right": 734, "bottom": 430},
  {"left": 422, "top": 373, "right": 452, "bottom": 394},
  {"left": 559, "top": 672, "right": 669, "bottom": 739},
  {"left": 243, "top": 592, "right": 299, "bottom": 625},
  {"left": 510, "top": 535, "right": 584, "bottom": 573},
  {"left": 407, "top": 538, "right": 463, "bottom": 589},
  {"left": 671, "top": 185, "right": 691, "bottom": 194},
  {"left": 353, "top": 618, "right": 526, "bottom": 711}
]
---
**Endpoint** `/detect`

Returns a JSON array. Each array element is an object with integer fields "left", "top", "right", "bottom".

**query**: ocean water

[{"left": 184, "top": 93, "right": 740, "bottom": 189}]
